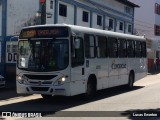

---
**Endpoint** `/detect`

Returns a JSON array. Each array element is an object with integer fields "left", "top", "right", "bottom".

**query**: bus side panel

[
  {"left": 95, "top": 58, "right": 109, "bottom": 90},
  {"left": 84, "top": 59, "right": 101, "bottom": 90},
  {"left": 70, "top": 65, "right": 86, "bottom": 96},
  {"left": 108, "top": 58, "right": 119, "bottom": 87},
  {"left": 118, "top": 58, "right": 128, "bottom": 85},
  {"left": 127, "top": 58, "right": 136, "bottom": 79},
  {"left": 135, "top": 58, "right": 147, "bottom": 81}
]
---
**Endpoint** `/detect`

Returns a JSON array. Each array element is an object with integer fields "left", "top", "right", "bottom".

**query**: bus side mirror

[{"left": 74, "top": 39, "right": 80, "bottom": 49}]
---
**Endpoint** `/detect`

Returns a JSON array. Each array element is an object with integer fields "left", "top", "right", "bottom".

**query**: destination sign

[{"left": 19, "top": 27, "right": 69, "bottom": 39}]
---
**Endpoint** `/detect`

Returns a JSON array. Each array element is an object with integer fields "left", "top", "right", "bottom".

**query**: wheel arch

[{"left": 87, "top": 74, "right": 97, "bottom": 89}]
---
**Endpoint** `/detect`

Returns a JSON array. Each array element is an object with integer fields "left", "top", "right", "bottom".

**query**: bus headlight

[
  {"left": 16, "top": 75, "right": 28, "bottom": 84},
  {"left": 16, "top": 75, "right": 22, "bottom": 81},
  {"left": 54, "top": 77, "right": 66, "bottom": 86}
]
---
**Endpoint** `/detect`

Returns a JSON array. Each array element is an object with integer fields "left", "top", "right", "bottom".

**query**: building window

[
  {"left": 125, "top": 6, "right": 132, "bottom": 15},
  {"left": 82, "top": 11, "right": 89, "bottom": 22},
  {"left": 155, "top": 25, "right": 160, "bottom": 36},
  {"left": 109, "top": 19, "right": 114, "bottom": 30},
  {"left": 59, "top": 4, "right": 67, "bottom": 17},
  {"left": 155, "top": 3, "right": 160, "bottom": 15},
  {"left": 97, "top": 15, "right": 102, "bottom": 26},
  {"left": 50, "top": 0, "right": 53, "bottom": 9},
  {"left": 119, "top": 22, "right": 124, "bottom": 31},
  {"left": 128, "top": 24, "right": 132, "bottom": 33}
]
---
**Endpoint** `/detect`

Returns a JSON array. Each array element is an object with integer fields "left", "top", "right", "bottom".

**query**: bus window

[
  {"left": 108, "top": 37, "right": 118, "bottom": 58},
  {"left": 118, "top": 38, "right": 127, "bottom": 58},
  {"left": 97, "top": 36, "right": 108, "bottom": 58},
  {"left": 84, "top": 34, "right": 95, "bottom": 58},
  {"left": 135, "top": 41, "right": 142, "bottom": 58},
  {"left": 127, "top": 40, "right": 135, "bottom": 58},
  {"left": 71, "top": 37, "right": 84, "bottom": 67},
  {"left": 141, "top": 41, "right": 147, "bottom": 58}
]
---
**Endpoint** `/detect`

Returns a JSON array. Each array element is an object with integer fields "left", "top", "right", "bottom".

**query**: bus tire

[
  {"left": 85, "top": 78, "right": 96, "bottom": 99},
  {"left": 127, "top": 73, "right": 134, "bottom": 90}
]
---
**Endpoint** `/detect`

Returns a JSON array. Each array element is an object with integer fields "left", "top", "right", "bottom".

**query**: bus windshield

[{"left": 18, "top": 39, "right": 69, "bottom": 72}]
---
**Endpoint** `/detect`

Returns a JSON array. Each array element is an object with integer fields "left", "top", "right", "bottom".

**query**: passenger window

[
  {"left": 135, "top": 41, "right": 142, "bottom": 57},
  {"left": 84, "top": 34, "right": 95, "bottom": 58},
  {"left": 97, "top": 36, "right": 108, "bottom": 58},
  {"left": 141, "top": 42, "right": 147, "bottom": 58},
  {"left": 118, "top": 38, "right": 127, "bottom": 58},
  {"left": 108, "top": 37, "right": 118, "bottom": 58},
  {"left": 127, "top": 40, "right": 135, "bottom": 58}
]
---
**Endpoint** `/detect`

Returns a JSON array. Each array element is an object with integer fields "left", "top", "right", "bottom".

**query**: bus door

[{"left": 70, "top": 37, "right": 85, "bottom": 96}]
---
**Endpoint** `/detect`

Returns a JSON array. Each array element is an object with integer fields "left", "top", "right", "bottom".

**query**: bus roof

[{"left": 22, "top": 24, "right": 145, "bottom": 41}]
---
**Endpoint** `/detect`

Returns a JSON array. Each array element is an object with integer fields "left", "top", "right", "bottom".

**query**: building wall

[
  {"left": 7, "top": 0, "right": 39, "bottom": 36},
  {"left": 92, "top": 13, "right": 103, "bottom": 30},
  {"left": 76, "top": 7, "right": 90, "bottom": 28},
  {"left": 129, "top": 0, "right": 160, "bottom": 71},
  {"left": 2, "top": 0, "right": 39, "bottom": 85},
  {"left": 46, "top": 0, "right": 55, "bottom": 24},
  {"left": 91, "top": 0, "right": 132, "bottom": 15},
  {"left": 129, "top": 0, "right": 155, "bottom": 38},
  {"left": 45, "top": 0, "right": 135, "bottom": 34},
  {"left": 155, "top": 0, "right": 160, "bottom": 26},
  {"left": 57, "top": 1, "right": 74, "bottom": 25}
]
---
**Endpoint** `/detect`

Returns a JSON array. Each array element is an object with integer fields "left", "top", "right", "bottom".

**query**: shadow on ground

[
  {"left": 0, "top": 85, "right": 144, "bottom": 118},
  {"left": 0, "top": 87, "right": 29, "bottom": 100}
]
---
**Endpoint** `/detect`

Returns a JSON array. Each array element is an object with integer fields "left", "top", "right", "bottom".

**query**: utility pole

[{"left": 40, "top": 0, "right": 46, "bottom": 24}]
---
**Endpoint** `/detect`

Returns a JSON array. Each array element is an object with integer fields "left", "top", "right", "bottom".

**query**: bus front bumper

[{"left": 16, "top": 81, "right": 67, "bottom": 96}]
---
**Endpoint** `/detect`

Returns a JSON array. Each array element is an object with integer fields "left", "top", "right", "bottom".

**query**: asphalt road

[{"left": 0, "top": 72, "right": 160, "bottom": 120}]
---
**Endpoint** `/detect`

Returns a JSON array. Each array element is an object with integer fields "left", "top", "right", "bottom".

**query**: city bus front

[{"left": 16, "top": 26, "right": 71, "bottom": 96}]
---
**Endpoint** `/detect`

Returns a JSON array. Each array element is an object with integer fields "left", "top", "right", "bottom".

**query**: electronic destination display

[{"left": 19, "top": 27, "right": 69, "bottom": 39}]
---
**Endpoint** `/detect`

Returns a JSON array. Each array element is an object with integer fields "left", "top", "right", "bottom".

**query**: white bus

[{"left": 16, "top": 24, "right": 147, "bottom": 99}]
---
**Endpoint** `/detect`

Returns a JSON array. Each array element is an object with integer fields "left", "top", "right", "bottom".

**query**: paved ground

[{"left": 0, "top": 73, "right": 160, "bottom": 120}]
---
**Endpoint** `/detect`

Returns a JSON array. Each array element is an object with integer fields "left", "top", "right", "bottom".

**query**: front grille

[
  {"left": 24, "top": 75, "right": 57, "bottom": 80},
  {"left": 31, "top": 87, "right": 49, "bottom": 91},
  {"left": 29, "top": 81, "right": 52, "bottom": 85}
]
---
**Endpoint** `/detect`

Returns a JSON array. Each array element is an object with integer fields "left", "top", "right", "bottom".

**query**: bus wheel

[
  {"left": 127, "top": 73, "right": 134, "bottom": 90},
  {"left": 85, "top": 79, "right": 96, "bottom": 99},
  {"left": 41, "top": 94, "right": 53, "bottom": 100}
]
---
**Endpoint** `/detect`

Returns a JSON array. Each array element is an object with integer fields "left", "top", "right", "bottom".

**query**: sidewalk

[{"left": 148, "top": 68, "right": 160, "bottom": 75}]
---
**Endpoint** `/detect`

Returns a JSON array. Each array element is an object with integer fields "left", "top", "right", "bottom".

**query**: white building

[
  {"left": 0, "top": 0, "right": 138, "bottom": 86},
  {"left": 45, "top": 0, "right": 138, "bottom": 34},
  {"left": 129, "top": 0, "right": 160, "bottom": 70}
]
